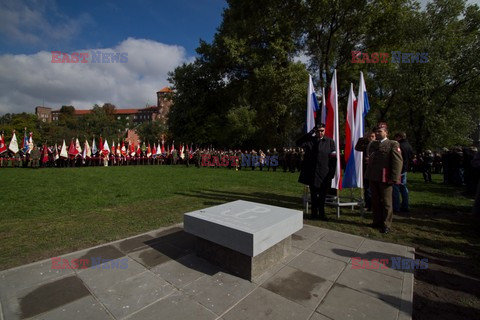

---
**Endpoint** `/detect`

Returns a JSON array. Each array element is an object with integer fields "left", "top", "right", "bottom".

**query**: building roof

[
  {"left": 55, "top": 109, "right": 151, "bottom": 115},
  {"left": 157, "top": 87, "right": 173, "bottom": 93},
  {"left": 74, "top": 110, "right": 92, "bottom": 115},
  {"left": 139, "top": 106, "right": 159, "bottom": 112}
]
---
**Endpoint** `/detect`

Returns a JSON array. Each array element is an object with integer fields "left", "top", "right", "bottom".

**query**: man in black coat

[{"left": 296, "top": 123, "right": 336, "bottom": 220}]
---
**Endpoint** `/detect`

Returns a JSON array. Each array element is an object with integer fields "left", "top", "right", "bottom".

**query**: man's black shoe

[
  {"left": 368, "top": 223, "right": 381, "bottom": 228},
  {"left": 400, "top": 208, "right": 410, "bottom": 213},
  {"left": 319, "top": 215, "right": 328, "bottom": 221},
  {"left": 380, "top": 227, "right": 390, "bottom": 234}
]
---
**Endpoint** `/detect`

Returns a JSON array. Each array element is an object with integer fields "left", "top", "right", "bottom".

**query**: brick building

[{"left": 35, "top": 87, "right": 174, "bottom": 127}]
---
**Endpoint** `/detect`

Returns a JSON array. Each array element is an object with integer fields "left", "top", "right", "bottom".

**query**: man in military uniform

[
  {"left": 393, "top": 132, "right": 414, "bottom": 212},
  {"left": 355, "top": 130, "right": 376, "bottom": 211},
  {"left": 30, "top": 145, "right": 41, "bottom": 168},
  {"left": 366, "top": 122, "right": 403, "bottom": 233}
]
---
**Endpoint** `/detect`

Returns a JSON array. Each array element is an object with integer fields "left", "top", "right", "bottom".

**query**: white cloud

[{"left": 0, "top": 38, "right": 192, "bottom": 114}]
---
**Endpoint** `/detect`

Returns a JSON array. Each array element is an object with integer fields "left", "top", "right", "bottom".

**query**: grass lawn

[{"left": 1, "top": 166, "right": 479, "bottom": 319}]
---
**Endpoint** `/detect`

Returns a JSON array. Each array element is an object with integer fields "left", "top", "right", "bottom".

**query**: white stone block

[{"left": 184, "top": 200, "right": 303, "bottom": 256}]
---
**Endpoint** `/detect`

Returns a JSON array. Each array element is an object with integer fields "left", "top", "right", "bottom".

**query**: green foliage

[
  {"left": 0, "top": 113, "right": 41, "bottom": 144},
  {"left": 136, "top": 120, "right": 167, "bottom": 144},
  {"left": 169, "top": 0, "right": 480, "bottom": 152},
  {"left": 169, "top": 0, "right": 307, "bottom": 148}
]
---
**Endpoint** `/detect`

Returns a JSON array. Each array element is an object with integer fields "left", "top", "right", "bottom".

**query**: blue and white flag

[
  {"left": 306, "top": 74, "right": 320, "bottom": 133},
  {"left": 91, "top": 138, "right": 98, "bottom": 155},
  {"left": 353, "top": 71, "right": 371, "bottom": 189}
]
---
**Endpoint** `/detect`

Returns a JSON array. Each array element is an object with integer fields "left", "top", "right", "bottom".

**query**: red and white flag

[
  {"left": 326, "top": 70, "right": 342, "bottom": 190},
  {"left": 147, "top": 143, "right": 152, "bottom": 158},
  {"left": 121, "top": 141, "right": 127, "bottom": 156},
  {"left": 68, "top": 139, "right": 78, "bottom": 158},
  {"left": 75, "top": 138, "right": 82, "bottom": 156},
  {"left": 0, "top": 133, "right": 7, "bottom": 154},
  {"left": 102, "top": 140, "right": 110, "bottom": 156},
  {"left": 54, "top": 143, "right": 60, "bottom": 160}
]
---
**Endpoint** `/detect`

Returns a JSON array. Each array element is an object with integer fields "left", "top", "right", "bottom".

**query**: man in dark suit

[
  {"left": 296, "top": 123, "right": 336, "bottom": 221},
  {"left": 366, "top": 122, "right": 403, "bottom": 233}
]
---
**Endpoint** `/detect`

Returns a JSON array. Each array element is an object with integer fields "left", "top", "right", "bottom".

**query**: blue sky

[
  {"left": 0, "top": 0, "right": 479, "bottom": 114},
  {"left": 0, "top": 0, "right": 226, "bottom": 57},
  {"left": 0, "top": 0, "right": 227, "bottom": 114}
]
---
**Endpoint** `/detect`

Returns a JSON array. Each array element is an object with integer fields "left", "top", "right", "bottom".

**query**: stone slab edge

[
  {"left": 398, "top": 246, "right": 415, "bottom": 320},
  {"left": 0, "top": 223, "right": 184, "bottom": 275}
]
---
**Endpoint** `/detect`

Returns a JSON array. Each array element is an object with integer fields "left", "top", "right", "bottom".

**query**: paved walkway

[{"left": 0, "top": 224, "right": 414, "bottom": 320}]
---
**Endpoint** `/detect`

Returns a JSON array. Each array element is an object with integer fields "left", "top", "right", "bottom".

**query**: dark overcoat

[{"left": 296, "top": 132, "right": 336, "bottom": 188}]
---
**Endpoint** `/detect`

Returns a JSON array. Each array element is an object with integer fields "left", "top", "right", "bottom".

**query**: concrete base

[{"left": 195, "top": 236, "right": 291, "bottom": 281}]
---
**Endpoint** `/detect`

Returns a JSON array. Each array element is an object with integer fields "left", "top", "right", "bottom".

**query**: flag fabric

[
  {"left": 353, "top": 72, "right": 371, "bottom": 189},
  {"left": 130, "top": 141, "right": 135, "bottom": 156},
  {"left": 121, "top": 141, "right": 127, "bottom": 156},
  {"left": 326, "top": 70, "right": 342, "bottom": 190},
  {"left": 54, "top": 143, "right": 59, "bottom": 160},
  {"left": 180, "top": 144, "right": 185, "bottom": 159},
  {"left": 111, "top": 140, "right": 116, "bottom": 155},
  {"left": 161, "top": 140, "right": 165, "bottom": 154},
  {"left": 115, "top": 141, "right": 120, "bottom": 156},
  {"left": 41, "top": 144, "right": 49, "bottom": 163},
  {"left": 189, "top": 144, "right": 193, "bottom": 159},
  {"left": 85, "top": 140, "right": 92, "bottom": 158},
  {"left": 91, "top": 138, "right": 97, "bottom": 155},
  {"left": 147, "top": 143, "right": 152, "bottom": 157},
  {"left": 136, "top": 142, "right": 141, "bottom": 156},
  {"left": 152, "top": 144, "right": 157, "bottom": 158},
  {"left": 22, "top": 131, "right": 29, "bottom": 154},
  {"left": 306, "top": 74, "right": 320, "bottom": 133},
  {"left": 75, "top": 138, "right": 82, "bottom": 156},
  {"left": 320, "top": 87, "right": 327, "bottom": 125},
  {"left": 0, "top": 133, "right": 7, "bottom": 154},
  {"left": 8, "top": 132, "right": 19, "bottom": 154},
  {"left": 342, "top": 83, "right": 358, "bottom": 188},
  {"left": 170, "top": 141, "right": 174, "bottom": 153},
  {"left": 60, "top": 140, "right": 68, "bottom": 158},
  {"left": 28, "top": 132, "right": 34, "bottom": 153},
  {"left": 102, "top": 140, "right": 110, "bottom": 156},
  {"left": 156, "top": 142, "right": 161, "bottom": 156},
  {"left": 99, "top": 137, "right": 103, "bottom": 155},
  {"left": 68, "top": 139, "right": 78, "bottom": 158}
]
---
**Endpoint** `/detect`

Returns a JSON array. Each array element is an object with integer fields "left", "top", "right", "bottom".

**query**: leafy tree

[
  {"left": 136, "top": 121, "right": 167, "bottom": 145},
  {"left": 169, "top": 0, "right": 307, "bottom": 148}
]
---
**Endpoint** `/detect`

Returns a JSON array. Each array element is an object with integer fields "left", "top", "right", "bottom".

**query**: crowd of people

[
  {"left": 2, "top": 129, "right": 479, "bottom": 218},
  {"left": 299, "top": 121, "right": 480, "bottom": 233},
  {"left": 0, "top": 143, "right": 309, "bottom": 172}
]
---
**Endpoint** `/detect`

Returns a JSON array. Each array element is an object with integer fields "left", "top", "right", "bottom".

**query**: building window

[
  {"left": 117, "top": 116, "right": 121, "bottom": 120},
  {"left": 126, "top": 116, "right": 129, "bottom": 119},
  {"left": 134, "top": 115, "right": 137, "bottom": 119}
]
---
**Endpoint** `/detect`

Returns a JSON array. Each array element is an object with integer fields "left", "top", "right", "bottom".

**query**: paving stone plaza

[{"left": 0, "top": 222, "right": 413, "bottom": 320}]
